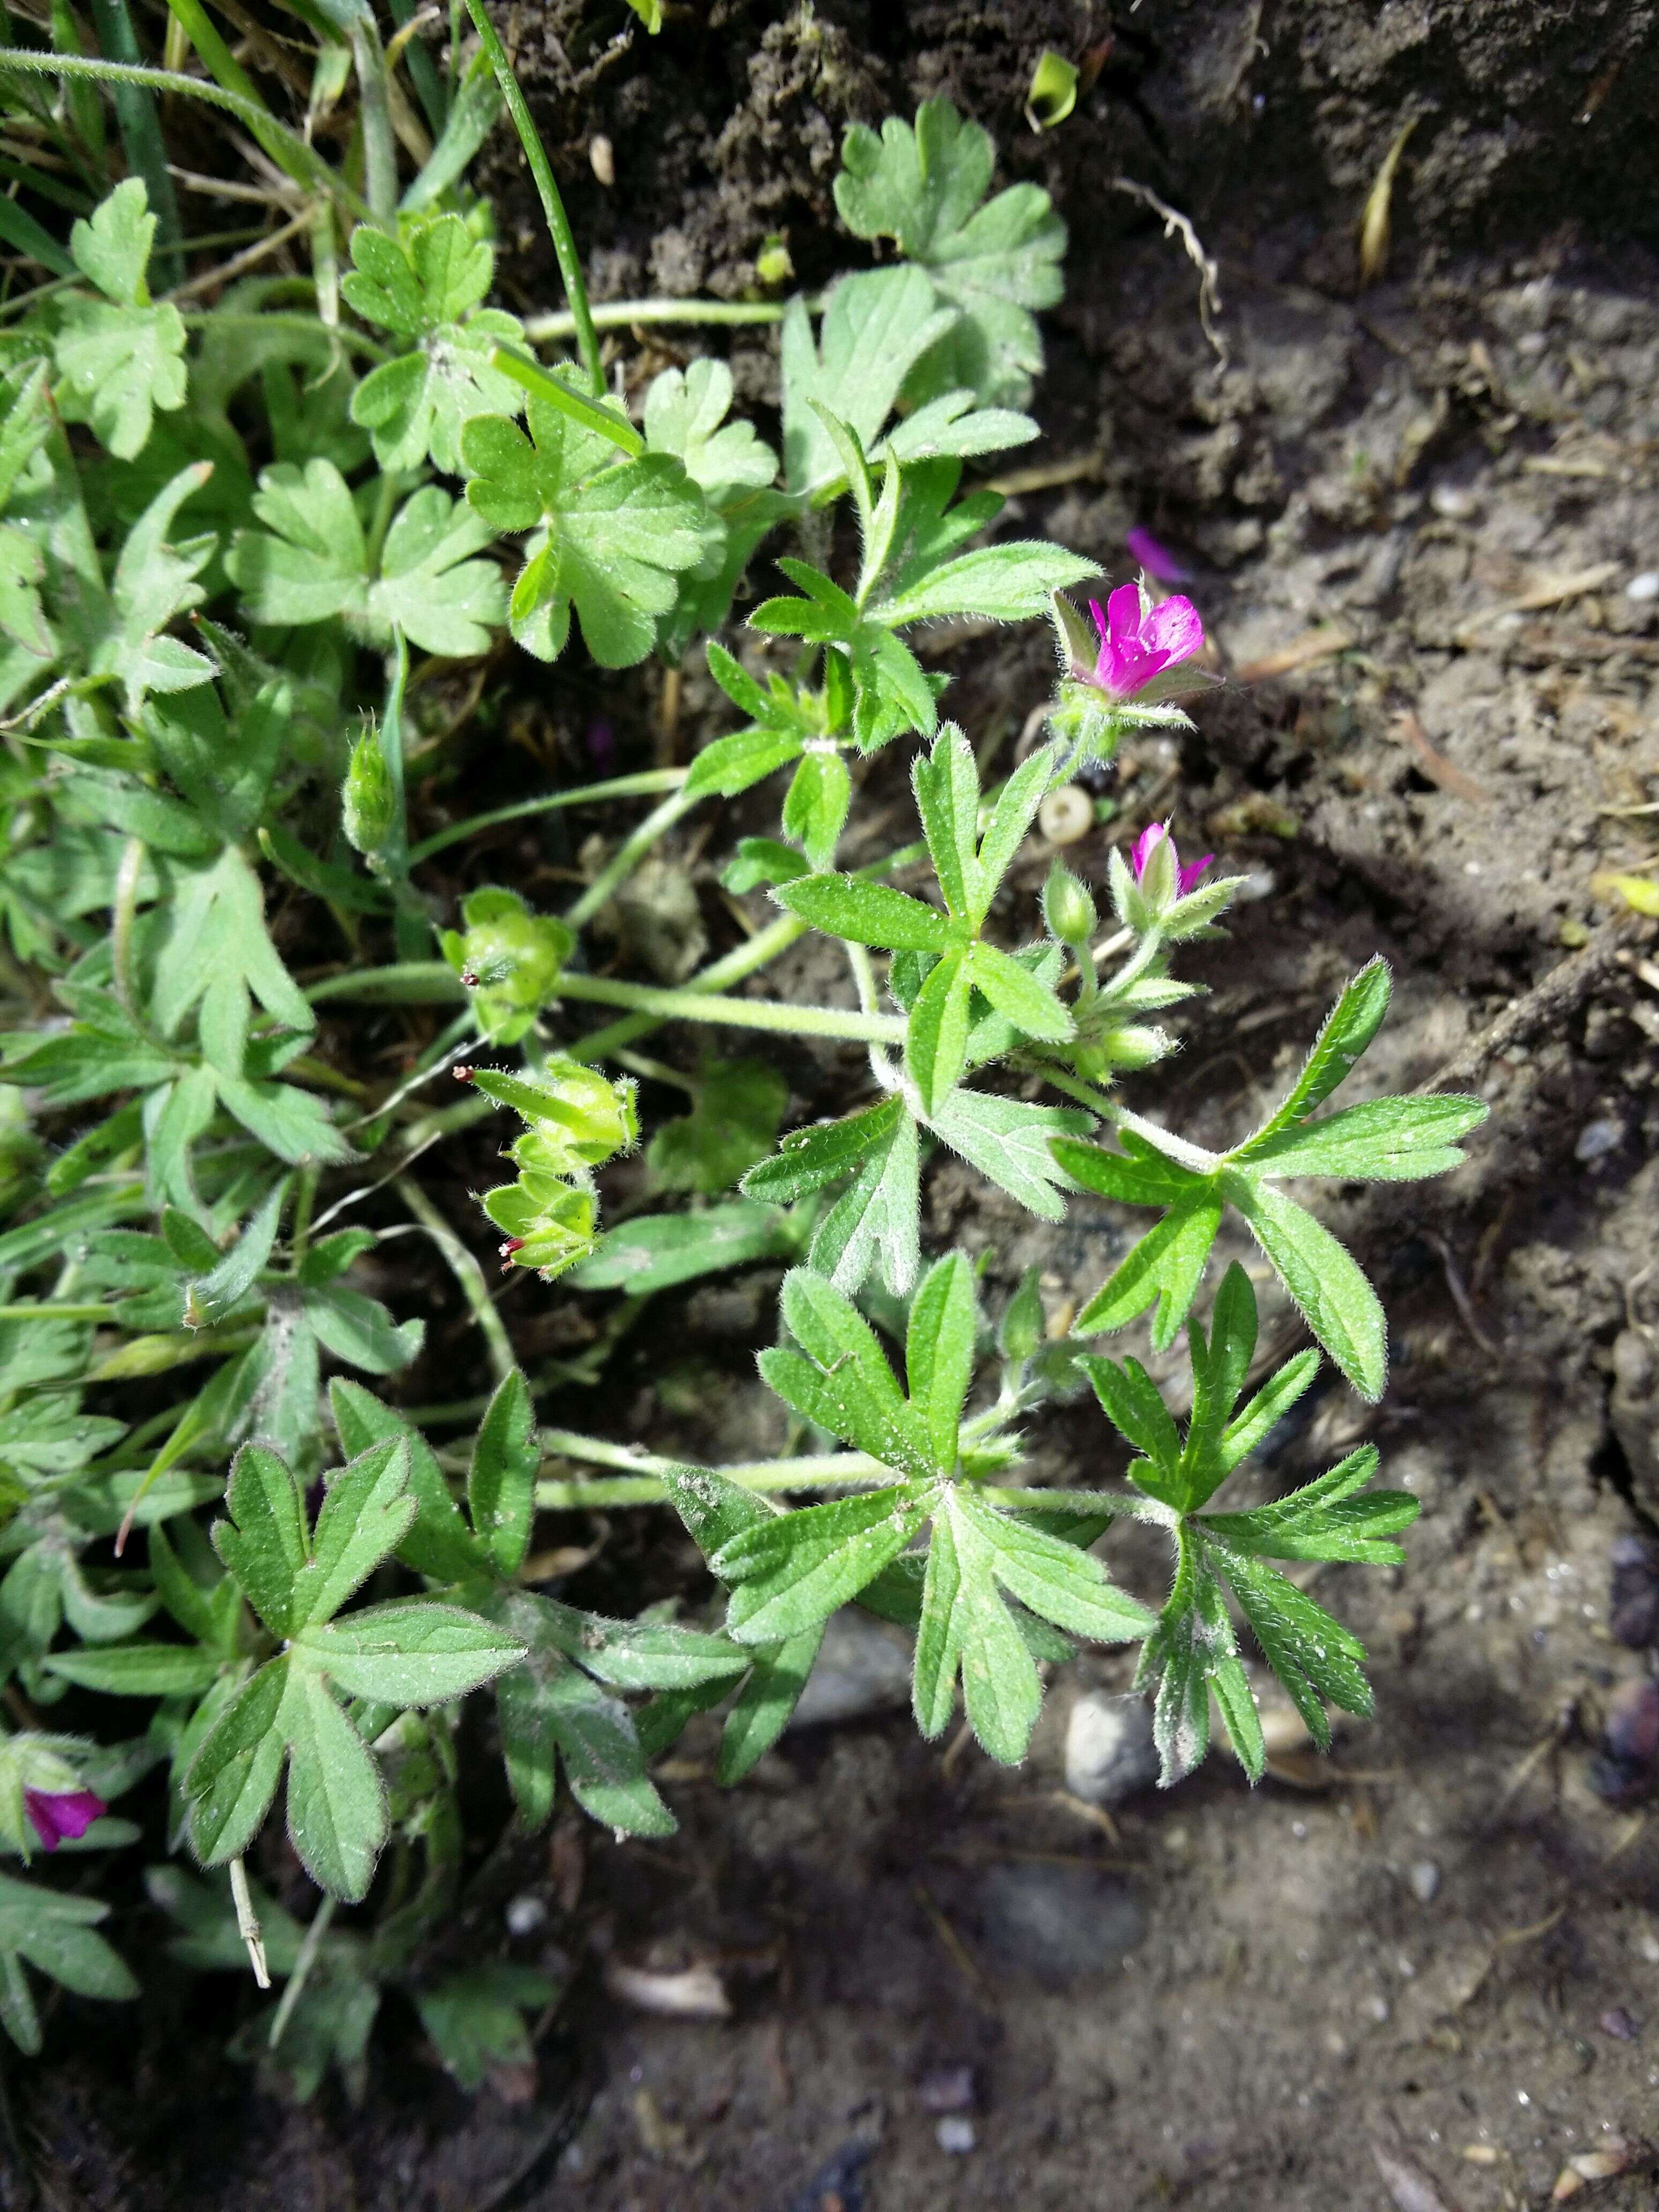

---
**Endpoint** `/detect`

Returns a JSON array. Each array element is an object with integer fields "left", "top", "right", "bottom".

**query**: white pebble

[
  {"left": 1430, "top": 485, "right": 1478, "bottom": 520},
  {"left": 1625, "top": 571, "right": 1659, "bottom": 603},
  {"left": 505, "top": 1894, "right": 547, "bottom": 1937},
  {"left": 936, "top": 2117, "right": 977, "bottom": 2154},
  {"left": 1575, "top": 1117, "right": 1623, "bottom": 1163},
  {"left": 1408, "top": 1859, "right": 1441, "bottom": 1904}
]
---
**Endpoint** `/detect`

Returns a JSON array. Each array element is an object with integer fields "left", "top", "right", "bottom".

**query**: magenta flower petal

[
  {"left": 1126, "top": 527, "right": 1190, "bottom": 582},
  {"left": 1176, "top": 853, "right": 1215, "bottom": 897},
  {"left": 1142, "top": 594, "right": 1205, "bottom": 667},
  {"left": 24, "top": 1786, "right": 105, "bottom": 1850},
  {"left": 1130, "top": 823, "right": 1167, "bottom": 883}
]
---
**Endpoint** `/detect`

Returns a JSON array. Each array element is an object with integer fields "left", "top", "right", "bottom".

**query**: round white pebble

[
  {"left": 505, "top": 1894, "right": 547, "bottom": 1937},
  {"left": 1625, "top": 571, "right": 1659, "bottom": 603},
  {"left": 937, "top": 2117, "right": 977, "bottom": 2154}
]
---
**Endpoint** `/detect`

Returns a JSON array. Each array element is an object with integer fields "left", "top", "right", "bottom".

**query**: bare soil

[{"left": 9, "top": 6, "right": 1659, "bottom": 2209}]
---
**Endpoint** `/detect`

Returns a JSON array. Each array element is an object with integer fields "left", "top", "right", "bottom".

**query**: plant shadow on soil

[{"left": 11, "top": 4, "right": 1659, "bottom": 2208}]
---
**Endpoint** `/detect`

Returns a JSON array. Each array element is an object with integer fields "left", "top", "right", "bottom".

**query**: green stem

[
  {"left": 536, "top": 1434, "right": 884, "bottom": 1510},
  {"left": 288, "top": 1167, "right": 318, "bottom": 1273},
  {"left": 460, "top": 0, "right": 601, "bottom": 394},
  {"left": 559, "top": 913, "right": 806, "bottom": 1063},
  {"left": 268, "top": 1894, "right": 336, "bottom": 2050},
  {"left": 377, "top": 627, "right": 410, "bottom": 875},
  {"left": 177, "top": 310, "right": 389, "bottom": 361},
  {"left": 0, "top": 1304, "right": 113, "bottom": 1324},
  {"left": 407, "top": 768, "right": 688, "bottom": 866},
  {"left": 521, "top": 297, "right": 787, "bottom": 343},
  {"left": 0, "top": 48, "right": 374, "bottom": 222},
  {"left": 554, "top": 972, "right": 905, "bottom": 1045},
  {"left": 563, "top": 784, "right": 701, "bottom": 929},
  {"left": 393, "top": 1175, "right": 515, "bottom": 1387}
]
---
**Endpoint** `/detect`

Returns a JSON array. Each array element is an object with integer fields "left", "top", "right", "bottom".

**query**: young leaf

[
  {"left": 713, "top": 1484, "right": 936, "bottom": 1646},
  {"left": 905, "top": 947, "right": 973, "bottom": 1113},
  {"left": 297, "top": 1602, "right": 525, "bottom": 1703},
  {"left": 905, "top": 1251, "right": 977, "bottom": 1473},
  {"left": 55, "top": 180, "right": 188, "bottom": 458},
  {"left": 279, "top": 1656, "right": 387, "bottom": 1902},
  {"left": 1223, "top": 1173, "right": 1386, "bottom": 1403},
  {"left": 806, "top": 1101, "right": 920, "bottom": 1298},
  {"left": 929, "top": 1090, "right": 1092, "bottom": 1222},
  {"left": 467, "top": 1369, "right": 538, "bottom": 1576},
  {"left": 772, "top": 873, "right": 957, "bottom": 952}
]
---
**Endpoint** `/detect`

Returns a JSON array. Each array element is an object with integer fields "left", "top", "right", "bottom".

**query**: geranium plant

[{"left": 0, "top": 2, "right": 1482, "bottom": 2089}]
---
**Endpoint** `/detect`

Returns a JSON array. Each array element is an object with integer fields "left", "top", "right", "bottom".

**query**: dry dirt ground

[{"left": 11, "top": 6, "right": 1659, "bottom": 2210}]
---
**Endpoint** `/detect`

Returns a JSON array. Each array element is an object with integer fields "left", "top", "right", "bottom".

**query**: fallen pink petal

[
  {"left": 24, "top": 1785, "right": 105, "bottom": 1851},
  {"left": 1126, "top": 526, "right": 1190, "bottom": 582}
]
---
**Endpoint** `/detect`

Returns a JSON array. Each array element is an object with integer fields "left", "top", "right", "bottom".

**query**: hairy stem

[
  {"left": 522, "top": 297, "right": 787, "bottom": 343},
  {"left": 562, "top": 784, "right": 703, "bottom": 929},
  {"left": 460, "top": 0, "right": 602, "bottom": 393},
  {"left": 408, "top": 768, "right": 689, "bottom": 866}
]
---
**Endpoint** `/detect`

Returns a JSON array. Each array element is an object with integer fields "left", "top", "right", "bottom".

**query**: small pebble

[
  {"left": 1598, "top": 2006, "right": 1639, "bottom": 2042},
  {"left": 1064, "top": 1691, "right": 1160, "bottom": 1806},
  {"left": 1407, "top": 1859, "right": 1441, "bottom": 1905},
  {"left": 786, "top": 1610, "right": 912, "bottom": 1729},
  {"left": 936, "top": 2117, "right": 976, "bottom": 2155},
  {"left": 1574, "top": 1116, "right": 1624, "bottom": 1163},
  {"left": 1624, "top": 570, "right": 1659, "bottom": 603},
  {"left": 588, "top": 134, "right": 615, "bottom": 185},
  {"left": 1609, "top": 1536, "right": 1659, "bottom": 1649},
  {"left": 1589, "top": 1678, "right": 1659, "bottom": 1804},
  {"left": 1038, "top": 784, "right": 1094, "bottom": 846},
  {"left": 1430, "top": 484, "right": 1479, "bottom": 520},
  {"left": 976, "top": 1862, "right": 1145, "bottom": 1983},
  {"left": 917, "top": 2066, "right": 976, "bottom": 2114},
  {"left": 505, "top": 1893, "right": 547, "bottom": 1937}
]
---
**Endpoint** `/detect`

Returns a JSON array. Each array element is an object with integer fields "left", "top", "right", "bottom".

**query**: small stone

[
  {"left": 1597, "top": 2005, "right": 1639, "bottom": 2042},
  {"left": 1430, "top": 484, "right": 1479, "bottom": 520},
  {"left": 1609, "top": 1536, "right": 1659, "bottom": 1649},
  {"left": 1589, "top": 1678, "right": 1659, "bottom": 1804},
  {"left": 936, "top": 2117, "right": 976, "bottom": 2154},
  {"left": 976, "top": 1863, "right": 1146, "bottom": 1984},
  {"left": 1574, "top": 1116, "right": 1624, "bottom": 1163},
  {"left": 1064, "top": 1692, "right": 1160, "bottom": 1806},
  {"left": 1407, "top": 1859, "right": 1441, "bottom": 1905},
  {"left": 786, "top": 1610, "right": 913, "bottom": 1730},
  {"left": 1038, "top": 784, "right": 1094, "bottom": 846},
  {"left": 917, "top": 2066, "right": 976, "bottom": 2114},
  {"left": 1624, "top": 571, "right": 1659, "bottom": 603},
  {"left": 505, "top": 1893, "right": 547, "bottom": 1937},
  {"left": 588, "top": 133, "right": 615, "bottom": 186}
]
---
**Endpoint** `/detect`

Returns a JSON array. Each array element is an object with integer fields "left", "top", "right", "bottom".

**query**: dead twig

[
  {"left": 1392, "top": 712, "right": 1492, "bottom": 804},
  {"left": 1110, "top": 176, "right": 1227, "bottom": 366},
  {"left": 1416, "top": 913, "right": 1648, "bottom": 1094}
]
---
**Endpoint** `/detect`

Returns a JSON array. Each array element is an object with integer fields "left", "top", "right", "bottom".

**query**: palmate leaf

[
  {"left": 1080, "top": 1267, "right": 1419, "bottom": 1782},
  {"left": 833, "top": 99, "right": 1067, "bottom": 408},
  {"left": 53, "top": 180, "right": 187, "bottom": 460},
  {"left": 0, "top": 1870, "right": 136, "bottom": 2054},
  {"left": 185, "top": 1437, "right": 523, "bottom": 1896},
  {"left": 227, "top": 462, "right": 506, "bottom": 659},
  {"left": 342, "top": 215, "right": 526, "bottom": 474},
  {"left": 1056, "top": 963, "right": 1487, "bottom": 1398},
  {"left": 461, "top": 387, "right": 715, "bottom": 666}
]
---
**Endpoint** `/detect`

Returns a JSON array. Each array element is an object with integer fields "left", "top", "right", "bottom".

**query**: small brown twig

[{"left": 1416, "top": 912, "right": 1648, "bottom": 1094}]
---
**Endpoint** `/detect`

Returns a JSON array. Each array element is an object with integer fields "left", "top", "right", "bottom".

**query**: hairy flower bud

[
  {"left": 1041, "top": 859, "right": 1097, "bottom": 948},
  {"left": 341, "top": 729, "right": 396, "bottom": 858}
]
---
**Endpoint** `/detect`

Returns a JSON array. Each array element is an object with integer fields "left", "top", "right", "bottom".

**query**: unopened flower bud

[
  {"left": 1041, "top": 860, "right": 1097, "bottom": 947},
  {"left": 342, "top": 730, "right": 396, "bottom": 858}
]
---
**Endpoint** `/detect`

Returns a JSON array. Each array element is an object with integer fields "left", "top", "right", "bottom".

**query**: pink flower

[
  {"left": 1125, "top": 527, "right": 1190, "bottom": 583},
  {"left": 1131, "top": 821, "right": 1213, "bottom": 898},
  {"left": 1087, "top": 583, "right": 1206, "bottom": 704},
  {"left": 24, "top": 1785, "right": 104, "bottom": 1851}
]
